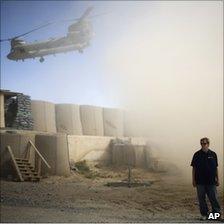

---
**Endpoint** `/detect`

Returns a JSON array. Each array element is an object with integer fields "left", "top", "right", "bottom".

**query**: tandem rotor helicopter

[{"left": 0, "top": 7, "right": 101, "bottom": 62}]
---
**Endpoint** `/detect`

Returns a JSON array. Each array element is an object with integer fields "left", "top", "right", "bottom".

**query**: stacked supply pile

[{"left": 5, "top": 94, "right": 34, "bottom": 130}]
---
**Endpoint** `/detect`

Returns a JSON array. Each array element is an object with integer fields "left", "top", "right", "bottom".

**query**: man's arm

[
  {"left": 215, "top": 168, "right": 219, "bottom": 186},
  {"left": 192, "top": 167, "right": 196, "bottom": 187},
  {"left": 215, "top": 153, "right": 219, "bottom": 186}
]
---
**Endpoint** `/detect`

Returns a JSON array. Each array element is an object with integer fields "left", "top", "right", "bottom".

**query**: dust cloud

[{"left": 101, "top": 2, "right": 223, "bottom": 181}]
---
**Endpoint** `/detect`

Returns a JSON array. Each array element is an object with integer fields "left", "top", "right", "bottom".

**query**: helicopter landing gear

[{"left": 39, "top": 57, "right": 45, "bottom": 63}]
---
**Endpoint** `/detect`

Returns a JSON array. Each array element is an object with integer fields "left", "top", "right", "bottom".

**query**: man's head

[{"left": 200, "top": 137, "right": 210, "bottom": 151}]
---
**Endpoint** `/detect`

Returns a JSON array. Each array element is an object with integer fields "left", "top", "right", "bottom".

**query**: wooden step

[
  {"left": 15, "top": 158, "right": 29, "bottom": 162},
  {"left": 21, "top": 170, "right": 38, "bottom": 174},
  {"left": 21, "top": 167, "right": 36, "bottom": 172},
  {"left": 18, "top": 164, "right": 33, "bottom": 169},
  {"left": 19, "top": 168, "right": 29, "bottom": 172},
  {"left": 21, "top": 171, "right": 38, "bottom": 176},
  {"left": 23, "top": 176, "right": 41, "bottom": 182},
  {"left": 22, "top": 174, "right": 40, "bottom": 180},
  {"left": 23, "top": 174, "right": 40, "bottom": 178},
  {"left": 19, "top": 167, "right": 35, "bottom": 173},
  {"left": 20, "top": 170, "right": 29, "bottom": 173},
  {"left": 16, "top": 161, "right": 31, "bottom": 165},
  {"left": 17, "top": 160, "right": 41, "bottom": 182},
  {"left": 7, "top": 145, "right": 43, "bottom": 182}
]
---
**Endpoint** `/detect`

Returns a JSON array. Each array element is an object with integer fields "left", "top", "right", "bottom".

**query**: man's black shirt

[{"left": 191, "top": 149, "right": 218, "bottom": 185}]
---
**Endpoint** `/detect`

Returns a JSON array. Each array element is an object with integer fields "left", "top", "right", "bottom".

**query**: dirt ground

[{"left": 1, "top": 166, "right": 223, "bottom": 223}]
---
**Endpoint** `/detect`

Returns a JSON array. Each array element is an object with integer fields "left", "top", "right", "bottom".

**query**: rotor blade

[
  {"left": 58, "top": 18, "right": 80, "bottom": 23},
  {"left": 79, "top": 6, "right": 94, "bottom": 21},
  {"left": 0, "top": 17, "right": 76, "bottom": 42},
  {"left": 89, "top": 11, "right": 111, "bottom": 19},
  {"left": 0, "top": 8, "right": 107, "bottom": 42},
  {"left": 59, "top": 12, "right": 110, "bottom": 23},
  {"left": 0, "top": 38, "right": 11, "bottom": 42},
  {"left": 3, "top": 7, "right": 94, "bottom": 40},
  {"left": 0, "top": 22, "right": 55, "bottom": 41},
  {"left": 13, "top": 22, "right": 55, "bottom": 39}
]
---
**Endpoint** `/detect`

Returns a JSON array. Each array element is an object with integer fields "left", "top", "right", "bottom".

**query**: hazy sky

[
  {"left": 1, "top": 1, "right": 223, "bottom": 172},
  {"left": 1, "top": 1, "right": 222, "bottom": 106},
  {"left": 0, "top": 0, "right": 164, "bottom": 107}
]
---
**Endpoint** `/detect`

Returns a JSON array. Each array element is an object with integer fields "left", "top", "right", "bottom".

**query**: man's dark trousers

[{"left": 196, "top": 185, "right": 221, "bottom": 216}]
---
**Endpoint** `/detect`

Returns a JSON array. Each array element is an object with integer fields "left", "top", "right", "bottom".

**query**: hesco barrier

[
  {"left": 134, "top": 145, "right": 147, "bottom": 167},
  {"left": 111, "top": 143, "right": 135, "bottom": 166},
  {"left": 124, "top": 110, "right": 144, "bottom": 137},
  {"left": 67, "top": 135, "right": 149, "bottom": 166},
  {"left": 112, "top": 144, "right": 148, "bottom": 168},
  {"left": 80, "top": 105, "right": 104, "bottom": 136},
  {"left": 31, "top": 100, "right": 56, "bottom": 133},
  {"left": 103, "top": 108, "right": 124, "bottom": 137},
  {"left": 0, "top": 132, "right": 35, "bottom": 177},
  {"left": 35, "top": 133, "right": 70, "bottom": 176},
  {"left": 55, "top": 104, "right": 82, "bottom": 135},
  {"left": 111, "top": 138, "right": 149, "bottom": 167}
]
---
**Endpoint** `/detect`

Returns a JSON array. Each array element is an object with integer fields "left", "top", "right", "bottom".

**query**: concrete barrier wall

[
  {"left": 55, "top": 104, "right": 82, "bottom": 135},
  {"left": 1, "top": 131, "right": 150, "bottom": 178},
  {"left": 31, "top": 100, "right": 56, "bottom": 133},
  {"left": 80, "top": 105, "right": 104, "bottom": 136},
  {"left": 67, "top": 135, "right": 118, "bottom": 163},
  {"left": 0, "top": 132, "right": 35, "bottom": 176},
  {"left": 103, "top": 108, "right": 124, "bottom": 137},
  {"left": 67, "top": 135, "right": 148, "bottom": 166},
  {"left": 35, "top": 134, "right": 70, "bottom": 176}
]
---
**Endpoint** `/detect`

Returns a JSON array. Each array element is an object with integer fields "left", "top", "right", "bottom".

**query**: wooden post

[
  {"left": 6, "top": 146, "right": 24, "bottom": 182},
  {"left": 29, "top": 140, "right": 51, "bottom": 169},
  {"left": 25, "top": 142, "right": 31, "bottom": 161}
]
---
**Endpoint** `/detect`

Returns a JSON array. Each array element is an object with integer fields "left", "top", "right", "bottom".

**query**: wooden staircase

[
  {"left": 6, "top": 141, "right": 51, "bottom": 182},
  {"left": 15, "top": 157, "right": 41, "bottom": 182}
]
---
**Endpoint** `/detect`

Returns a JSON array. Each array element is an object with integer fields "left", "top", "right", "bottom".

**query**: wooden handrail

[
  {"left": 28, "top": 140, "right": 51, "bottom": 169},
  {"left": 6, "top": 146, "right": 24, "bottom": 181}
]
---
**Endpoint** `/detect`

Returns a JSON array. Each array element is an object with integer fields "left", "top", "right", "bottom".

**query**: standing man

[{"left": 191, "top": 137, "right": 221, "bottom": 220}]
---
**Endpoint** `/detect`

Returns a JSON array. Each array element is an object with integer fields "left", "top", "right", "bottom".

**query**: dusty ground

[{"left": 1, "top": 166, "right": 223, "bottom": 223}]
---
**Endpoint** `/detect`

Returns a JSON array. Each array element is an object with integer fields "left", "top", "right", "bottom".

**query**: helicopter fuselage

[
  {"left": 1, "top": 7, "right": 96, "bottom": 62},
  {"left": 7, "top": 33, "right": 89, "bottom": 61},
  {"left": 7, "top": 20, "right": 92, "bottom": 61}
]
